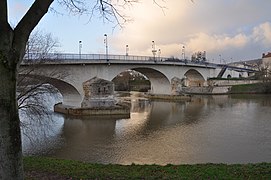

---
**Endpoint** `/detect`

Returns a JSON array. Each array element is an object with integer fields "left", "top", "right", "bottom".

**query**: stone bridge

[{"left": 19, "top": 53, "right": 255, "bottom": 106}]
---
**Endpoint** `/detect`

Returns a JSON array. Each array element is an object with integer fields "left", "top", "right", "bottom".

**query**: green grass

[
  {"left": 23, "top": 156, "right": 271, "bottom": 179},
  {"left": 208, "top": 77, "right": 246, "bottom": 80},
  {"left": 230, "top": 83, "right": 263, "bottom": 93}
]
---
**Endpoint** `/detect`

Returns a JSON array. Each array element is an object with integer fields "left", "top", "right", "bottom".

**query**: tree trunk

[
  {"left": 0, "top": 1, "right": 54, "bottom": 179},
  {"left": 0, "top": 54, "right": 23, "bottom": 179}
]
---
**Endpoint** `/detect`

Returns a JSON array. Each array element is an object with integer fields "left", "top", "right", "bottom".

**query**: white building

[{"left": 262, "top": 52, "right": 271, "bottom": 76}]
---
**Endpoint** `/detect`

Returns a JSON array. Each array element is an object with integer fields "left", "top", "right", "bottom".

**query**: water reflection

[
  {"left": 55, "top": 116, "right": 119, "bottom": 163},
  {"left": 22, "top": 93, "right": 271, "bottom": 165},
  {"left": 21, "top": 92, "right": 64, "bottom": 155},
  {"left": 22, "top": 111, "right": 64, "bottom": 155}
]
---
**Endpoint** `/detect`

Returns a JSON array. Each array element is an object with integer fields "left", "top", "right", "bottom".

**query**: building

[{"left": 262, "top": 52, "right": 271, "bottom": 76}]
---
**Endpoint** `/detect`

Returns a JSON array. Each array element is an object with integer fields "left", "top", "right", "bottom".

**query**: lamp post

[
  {"left": 79, "top": 40, "right": 82, "bottom": 59},
  {"left": 219, "top": 54, "right": 221, "bottom": 64},
  {"left": 182, "top": 45, "right": 185, "bottom": 60},
  {"left": 152, "top": 40, "right": 157, "bottom": 62},
  {"left": 104, "top": 34, "right": 108, "bottom": 62},
  {"left": 158, "top": 49, "right": 161, "bottom": 61},
  {"left": 126, "top": 44, "right": 129, "bottom": 56}
]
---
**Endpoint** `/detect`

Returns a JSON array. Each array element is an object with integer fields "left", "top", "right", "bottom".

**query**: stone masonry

[{"left": 81, "top": 77, "right": 116, "bottom": 108}]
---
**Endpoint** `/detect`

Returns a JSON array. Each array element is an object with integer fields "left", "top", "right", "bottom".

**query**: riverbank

[
  {"left": 230, "top": 83, "right": 271, "bottom": 94},
  {"left": 180, "top": 83, "right": 271, "bottom": 95},
  {"left": 24, "top": 156, "right": 271, "bottom": 179}
]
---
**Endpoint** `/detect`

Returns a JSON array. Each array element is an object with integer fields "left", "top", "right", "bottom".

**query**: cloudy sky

[{"left": 8, "top": 0, "right": 271, "bottom": 63}]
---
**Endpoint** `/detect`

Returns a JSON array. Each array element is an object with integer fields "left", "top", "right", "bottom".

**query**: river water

[{"left": 22, "top": 92, "right": 271, "bottom": 165}]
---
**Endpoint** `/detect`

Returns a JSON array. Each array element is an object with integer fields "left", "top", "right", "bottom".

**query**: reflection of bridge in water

[{"left": 20, "top": 53, "right": 256, "bottom": 106}]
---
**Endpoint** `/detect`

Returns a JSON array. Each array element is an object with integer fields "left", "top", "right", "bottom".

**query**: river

[{"left": 21, "top": 92, "right": 271, "bottom": 165}]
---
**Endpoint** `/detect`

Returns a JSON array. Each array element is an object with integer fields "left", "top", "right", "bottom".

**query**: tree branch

[
  {"left": 13, "top": 0, "right": 54, "bottom": 63},
  {"left": 0, "top": 0, "right": 9, "bottom": 26},
  {"left": 0, "top": 0, "right": 13, "bottom": 52}
]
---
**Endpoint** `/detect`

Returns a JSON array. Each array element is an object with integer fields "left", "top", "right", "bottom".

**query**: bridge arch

[
  {"left": 132, "top": 67, "right": 171, "bottom": 94},
  {"left": 184, "top": 69, "right": 205, "bottom": 87},
  {"left": 110, "top": 67, "right": 171, "bottom": 94},
  {"left": 18, "top": 74, "right": 81, "bottom": 106}
]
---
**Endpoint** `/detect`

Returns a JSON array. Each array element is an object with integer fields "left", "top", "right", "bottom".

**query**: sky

[{"left": 8, "top": 0, "right": 271, "bottom": 63}]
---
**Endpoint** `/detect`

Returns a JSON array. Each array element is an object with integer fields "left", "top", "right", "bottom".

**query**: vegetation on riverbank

[
  {"left": 230, "top": 83, "right": 271, "bottom": 94},
  {"left": 23, "top": 156, "right": 271, "bottom": 179},
  {"left": 145, "top": 94, "right": 191, "bottom": 101},
  {"left": 230, "top": 83, "right": 262, "bottom": 93}
]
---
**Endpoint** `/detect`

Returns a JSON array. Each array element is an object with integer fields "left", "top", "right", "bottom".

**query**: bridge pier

[
  {"left": 148, "top": 77, "right": 171, "bottom": 95},
  {"left": 62, "top": 94, "right": 82, "bottom": 107}
]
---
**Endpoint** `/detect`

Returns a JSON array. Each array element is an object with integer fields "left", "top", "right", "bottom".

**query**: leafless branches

[
  {"left": 25, "top": 29, "right": 60, "bottom": 60},
  {"left": 18, "top": 30, "right": 65, "bottom": 133},
  {"left": 54, "top": 0, "right": 167, "bottom": 28},
  {"left": 253, "top": 60, "right": 271, "bottom": 80},
  {"left": 153, "top": 0, "right": 167, "bottom": 14},
  {"left": 57, "top": 0, "right": 87, "bottom": 14},
  {"left": 18, "top": 66, "right": 66, "bottom": 141},
  {"left": 90, "top": 0, "right": 138, "bottom": 28},
  {"left": 251, "top": 60, "right": 271, "bottom": 93}
]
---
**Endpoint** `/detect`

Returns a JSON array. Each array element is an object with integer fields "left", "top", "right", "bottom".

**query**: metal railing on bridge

[
  {"left": 22, "top": 53, "right": 256, "bottom": 72},
  {"left": 24, "top": 53, "right": 156, "bottom": 61},
  {"left": 22, "top": 53, "right": 217, "bottom": 67}
]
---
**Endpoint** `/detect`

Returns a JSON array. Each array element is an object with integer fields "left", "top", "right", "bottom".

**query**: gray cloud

[{"left": 111, "top": 0, "right": 271, "bottom": 62}]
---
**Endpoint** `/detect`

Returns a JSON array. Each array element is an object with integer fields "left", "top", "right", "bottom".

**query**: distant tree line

[{"left": 112, "top": 70, "right": 150, "bottom": 92}]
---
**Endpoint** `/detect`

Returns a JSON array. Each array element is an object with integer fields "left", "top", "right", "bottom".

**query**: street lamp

[
  {"left": 182, "top": 45, "right": 185, "bottom": 60},
  {"left": 79, "top": 40, "right": 82, "bottom": 59},
  {"left": 104, "top": 34, "right": 108, "bottom": 62},
  {"left": 158, "top": 49, "right": 161, "bottom": 61},
  {"left": 219, "top": 54, "right": 221, "bottom": 64},
  {"left": 152, "top": 40, "right": 157, "bottom": 62},
  {"left": 126, "top": 44, "right": 129, "bottom": 56}
]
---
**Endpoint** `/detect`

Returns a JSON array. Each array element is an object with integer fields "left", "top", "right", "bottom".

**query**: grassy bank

[
  {"left": 23, "top": 156, "right": 271, "bottom": 179},
  {"left": 230, "top": 83, "right": 271, "bottom": 94},
  {"left": 230, "top": 83, "right": 262, "bottom": 94}
]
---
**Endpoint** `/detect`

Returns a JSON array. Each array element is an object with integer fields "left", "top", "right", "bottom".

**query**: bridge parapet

[
  {"left": 21, "top": 53, "right": 258, "bottom": 73},
  {"left": 22, "top": 53, "right": 220, "bottom": 69},
  {"left": 21, "top": 53, "right": 258, "bottom": 79},
  {"left": 24, "top": 53, "right": 157, "bottom": 62}
]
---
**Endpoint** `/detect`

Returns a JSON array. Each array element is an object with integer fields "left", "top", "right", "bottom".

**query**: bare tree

[
  {"left": 15, "top": 30, "right": 71, "bottom": 166},
  {"left": 25, "top": 29, "right": 60, "bottom": 60},
  {"left": 0, "top": 2, "right": 55, "bottom": 178},
  {"left": 17, "top": 71, "right": 65, "bottom": 123},
  {"left": 0, "top": 1, "right": 163, "bottom": 178},
  {"left": 18, "top": 30, "right": 62, "bottom": 118},
  {"left": 257, "top": 61, "right": 271, "bottom": 93}
]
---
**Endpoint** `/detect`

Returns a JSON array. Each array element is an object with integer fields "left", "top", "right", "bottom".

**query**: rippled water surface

[{"left": 22, "top": 93, "right": 271, "bottom": 165}]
